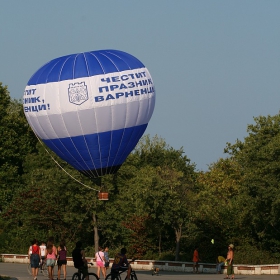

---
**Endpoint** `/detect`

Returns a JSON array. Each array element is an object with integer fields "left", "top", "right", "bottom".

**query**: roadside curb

[{"left": 1, "top": 254, "right": 280, "bottom": 275}]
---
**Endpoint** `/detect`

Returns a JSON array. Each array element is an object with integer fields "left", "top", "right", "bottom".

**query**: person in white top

[
  {"left": 95, "top": 247, "right": 106, "bottom": 278},
  {"left": 29, "top": 245, "right": 33, "bottom": 257},
  {"left": 39, "top": 241, "right": 46, "bottom": 270}
]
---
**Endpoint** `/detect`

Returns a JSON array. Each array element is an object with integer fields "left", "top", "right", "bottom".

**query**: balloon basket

[{"left": 98, "top": 192, "right": 109, "bottom": 201}]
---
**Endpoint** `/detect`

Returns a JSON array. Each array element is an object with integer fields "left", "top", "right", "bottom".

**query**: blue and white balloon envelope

[{"left": 23, "top": 49, "right": 155, "bottom": 178}]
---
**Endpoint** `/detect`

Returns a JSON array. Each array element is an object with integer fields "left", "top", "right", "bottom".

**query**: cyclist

[
  {"left": 72, "top": 241, "right": 89, "bottom": 280},
  {"left": 111, "top": 248, "right": 131, "bottom": 279}
]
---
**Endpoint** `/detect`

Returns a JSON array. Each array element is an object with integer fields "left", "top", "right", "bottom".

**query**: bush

[
  {"left": 142, "top": 250, "right": 160, "bottom": 260},
  {"left": 234, "top": 244, "right": 279, "bottom": 264},
  {"left": 157, "top": 251, "right": 175, "bottom": 261}
]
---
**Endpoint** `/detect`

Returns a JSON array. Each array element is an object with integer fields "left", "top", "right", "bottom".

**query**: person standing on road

[
  {"left": 225, "top": 244, "right": 234, "bottom": 279},
  {"left": 29, "top": 238, "right": 41, "bottom": 280},
  {"left": 104, "top": 247, "right": 110, "bottom": 271},
  {"left": 39, "top": 241, "right": 46, "bottom": 271},
  {"left": 28, "top": 242, "right": 33, "bottom": 258},
  {"left": 57, "top": 240, "right": 67, "bottom": 280},
  {"left": 192, "top": 246, "right": 200, "bottom": 273},
  {"left": 95, "top": 246, "right": 106, "bottom": 278},
  {"left": 46, "top": 237, "right": 57, "bottom": 280}
]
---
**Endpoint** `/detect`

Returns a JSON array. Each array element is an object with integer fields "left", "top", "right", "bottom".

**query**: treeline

[{"left": 1, "top": 82, "right": 280, "bottom": 264}]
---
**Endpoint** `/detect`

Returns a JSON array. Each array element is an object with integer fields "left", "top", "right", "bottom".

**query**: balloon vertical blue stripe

[{"left": 43, "top": 124, "right": 147, "bottom": 176}]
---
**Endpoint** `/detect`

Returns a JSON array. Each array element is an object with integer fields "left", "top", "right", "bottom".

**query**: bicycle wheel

[
  {"left": 125, "top": 272, "right": 138, "bottom": 280},
  {"left": 27, "top": 263, "right": 32, "bottom": 275},
  {"left": 131, "top": 273, "right": 138, "bottom": 280},
  {"left": 41, "top": 262, "right": 49, "bottom": 276},
  {"left": 85, "top": 273, "right": 99, "bottom": 280},
  {"left": 105, "top": 273, "right": 121, "bottom": 280},
  {"left": 72, "top": 272, "right": 81, "bottom": 280}
]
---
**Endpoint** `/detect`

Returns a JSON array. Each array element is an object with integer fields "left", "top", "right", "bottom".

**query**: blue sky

[{"left": 1, "top": 0, "right": 280, "bottom": 171}]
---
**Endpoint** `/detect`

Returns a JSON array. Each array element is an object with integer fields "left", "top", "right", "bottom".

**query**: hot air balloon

[{"left": 23, "top": 49, "right": 155, "bottom": 181}]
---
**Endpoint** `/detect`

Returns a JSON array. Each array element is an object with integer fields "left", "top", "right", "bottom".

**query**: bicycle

[
  {"left": 105, "top": 260, "right": 138, "bottom": 280},
  {"left": 152, "top": 267, "right": 160, "bottom": 276},
  {"left": 40, "top": 258, "right": 49, "bottom": 276},
  {"left": 72, "top": 262, "right": 99, "bottom": 280}
]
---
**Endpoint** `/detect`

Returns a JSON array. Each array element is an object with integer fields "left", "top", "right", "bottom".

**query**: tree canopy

[{"left": 1, "top": 82, "right": 280, "bottom": 264}]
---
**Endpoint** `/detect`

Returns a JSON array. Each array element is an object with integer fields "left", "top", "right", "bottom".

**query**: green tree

[
  {"left": 126, "top": 135, "right": 197, "bottom": 260},
  {"left": 224, "top": 113, "right": 280, "bottom": 260},
  {"left": 1, "top": 138, "right": 100, "bottom": 253},
  {"left": 0, "top": 83, "right": 37, "bottom": 214},
  {"left": 196, "top": 158, "right": 250, "bottom": 260}
]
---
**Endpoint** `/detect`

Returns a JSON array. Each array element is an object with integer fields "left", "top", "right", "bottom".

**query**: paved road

[{"left": 1, "top": 263, "right": 279, "bottom": 280}]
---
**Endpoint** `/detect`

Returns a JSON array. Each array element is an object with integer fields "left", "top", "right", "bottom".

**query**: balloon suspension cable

[{"left": 35, "top": 134, "right": 99, "bottom": 192}]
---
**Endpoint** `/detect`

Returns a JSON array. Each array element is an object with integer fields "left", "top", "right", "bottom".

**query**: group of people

[
  {"left": 72, "top": 242, "right": 132, "bottom": 280},
  {"left": 29, "top": 238, "right": 132, "bottom": 280},
  {"left": 28, "top": 240, "right": 234, "bottom": 279},
  {"left": 193, "top": 244, "right": 235, "bottom": 279},
  {"left": 28, "top": 237, "right": 67, "bottom": 280},
  {"left": 94, "top": 246, "right": 110, "bottom": 278}
]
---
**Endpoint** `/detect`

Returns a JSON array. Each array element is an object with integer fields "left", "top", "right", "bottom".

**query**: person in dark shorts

[
  {"left": 72, "top": 241, "right": 89, "bottom": 280},
  {"left": 57, "top": 240, "right": 67, "bottom": 280},
  {"left": 29, "top": 238, "right": 41, "bottom": 280},
  {"left": 111, "top": 248, "right": 131, "bottom": 279}
]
